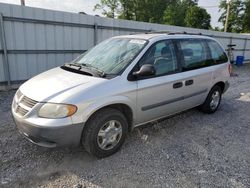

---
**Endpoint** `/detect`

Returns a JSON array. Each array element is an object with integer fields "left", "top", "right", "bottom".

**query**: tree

[
  {"left": 95, "top": 0, "right": 170, "bottom": 23},
  {"left": 119, "top": 0, "right": 134, "bottom": 20},
  {"left": 94, "top": 0, "right": 121, "bottom": 18},
  {"left": 120, "top": 0, "right": 169, "bottom": 23},
  {"left": 242, "top": 0, "right": 250, "bottom": 33},
  {"left": 145, "top": 0, "right": 169, "bottom": 23},
  {"left": 185, "top": 6, "right": 211, "bottom": 29},
  {"left": 163, "top": 0, "right": 199, "bottom": 26},
  {"left": 163, "top": 0, "right": 185, "bottom": 26},
  {"left": 212, "top": 26, "right": 223, "bottom": 32},
  {"left": 219, "top": 0, "right": 245, "bottom": 33},
  {"left": 93, "top": 0, "right": 212, "bottom": 31}
]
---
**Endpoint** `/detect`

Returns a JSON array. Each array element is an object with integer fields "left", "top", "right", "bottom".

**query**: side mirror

[{"left": 132, "top": 64, "right": 156, "bottom": 78}]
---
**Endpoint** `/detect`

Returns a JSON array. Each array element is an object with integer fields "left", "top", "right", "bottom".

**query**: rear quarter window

[
  {"left": 179, "top": 39, "right": 211, "bottom": 71},
  {"left": 206, "top": 40, "right": 228, "bottom": 64}
]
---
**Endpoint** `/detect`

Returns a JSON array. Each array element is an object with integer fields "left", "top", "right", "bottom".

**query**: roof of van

[{"left": 114, "top": 33, "right": 213, "bottom": 40}]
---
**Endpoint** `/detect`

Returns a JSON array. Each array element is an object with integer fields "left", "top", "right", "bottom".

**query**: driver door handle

[{"left": 185, "top": 79, "right": 194, "bottom": 86}]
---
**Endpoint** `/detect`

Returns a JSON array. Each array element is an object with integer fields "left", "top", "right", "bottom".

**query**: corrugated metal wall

[{"left": 0, "top": 2, "right": 250, "bottom": 86}]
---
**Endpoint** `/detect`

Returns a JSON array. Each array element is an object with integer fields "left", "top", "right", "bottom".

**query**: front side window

[
  {"left": 73, "top": 38, "right": 147, "bottom": 75},
  {"left": 138, "top": 40, "right": 178, "bottom": 76},
  {"left": 207, "top": 40, "right": 228, "bottom": 64},
  {"left": 179, "top": 39, "right": 210, "bottom": 71}
]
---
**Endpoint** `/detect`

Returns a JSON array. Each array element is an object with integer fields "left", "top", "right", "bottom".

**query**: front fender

[{"left": 71, "top": 95, "right": 136, "bottom": 125}]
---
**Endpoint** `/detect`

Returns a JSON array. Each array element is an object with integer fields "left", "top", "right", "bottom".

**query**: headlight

[{"left": 38, "top": 103, "right": 77, "bottom": 118}]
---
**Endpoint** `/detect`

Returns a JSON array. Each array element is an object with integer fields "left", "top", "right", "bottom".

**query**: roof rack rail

[
  {"left": 142, "top": 30, "right": 213, "bottom": 37},
  {"left": 143, "top": 30, "right": 170, "bottom": 34},
  {"left": 168, "top": 31, "right": 213, "bottom": 37}
]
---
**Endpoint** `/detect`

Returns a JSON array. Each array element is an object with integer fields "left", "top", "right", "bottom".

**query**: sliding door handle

[
  {"left": 185, "top": 79, "right": 194, "bottom": 86},
  {"left": 173, "top": 82, "right": 183, "bottom": 89}
]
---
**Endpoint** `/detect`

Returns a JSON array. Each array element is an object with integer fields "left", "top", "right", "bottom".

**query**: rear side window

[
  {"left": 207, "top": 40, "right": 228, "bottom": 64},
  {"left": 179, "top": 39, "right": 211, "bottom": 71}
]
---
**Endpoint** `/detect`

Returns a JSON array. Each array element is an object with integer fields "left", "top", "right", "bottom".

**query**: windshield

[{"left": 72, "top": 38, "right": 147, "bottom": 75}]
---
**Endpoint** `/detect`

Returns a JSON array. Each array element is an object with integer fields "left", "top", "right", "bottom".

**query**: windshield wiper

[
  {"left": 82, "top": 63, "right": 106, "bottom": 78},
  {"left": 64, "top": 62, "right": 106, "bottom": 78},
  {"left": 67, "top": 62, "right": 83, "bottom": 69}
]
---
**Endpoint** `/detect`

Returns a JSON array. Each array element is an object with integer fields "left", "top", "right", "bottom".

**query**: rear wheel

[
  {"left": 81, "top": 108, "right": 128, "bottom": 158},
  {"left": 198, "top": 85, "right": 222, "bottom": 114}
]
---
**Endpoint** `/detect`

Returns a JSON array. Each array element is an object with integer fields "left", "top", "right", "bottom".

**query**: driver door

[{"left": 135, "top": 40, "right": 184, "bottom": 125}]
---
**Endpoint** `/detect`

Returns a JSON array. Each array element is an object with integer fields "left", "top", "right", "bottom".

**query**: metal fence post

[
  {"left": 243, "top": 38, "right": 247, "bottom": 57},
  {"left": 229, "top": 36, "right": 232, "bottom": 45},
  {"left": 0, "top": 13, "right": 11, "bottom": 88},
  {"left": 94, "top": 23, "right": 98, "bottom": 45}
]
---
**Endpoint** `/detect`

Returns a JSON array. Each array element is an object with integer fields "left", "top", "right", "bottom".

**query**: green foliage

[
  {"left": 163, "top": 0, "right": 185, "bottom": 26},
  {"left": 243, "top": 0, "right": 250, "bottom": 33},
  {"left": 148, "top": 0, "right": 169, "bottom": 23},
  {"left": 94, "top": 0, "right": 212, "bottom": 30},
  {"left": 219, "top": 0, "right": 245, "bottom": 33},
  {"left": 118, "top": 0, "right": 134, "bottom": 20},
  {"left": 185, "top": 6, "right": 211, "bottom": 29},
  {"left": 94, "top": 0, "right": 120, "bottom": 18},
  {"left": 212, "top": 27, "right": 223, "bottom": 32},
  {"left": 163, "top": 0, "right": 209, "bottom": 28},
  {"left": 119, "top": 0, "right": 170, "bottom": 23}
]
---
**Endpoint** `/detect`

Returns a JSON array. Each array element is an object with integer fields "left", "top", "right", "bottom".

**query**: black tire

[
  {"left": 198, "top": 85, "right": 222, "bottom": 114},
  {"left": 81, "top": 108, "right": 128, "bottom": 158}
]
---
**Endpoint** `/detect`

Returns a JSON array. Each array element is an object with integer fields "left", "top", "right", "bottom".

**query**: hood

[{"left": 20, "top": 67, "right": 105, "bottom": 102}]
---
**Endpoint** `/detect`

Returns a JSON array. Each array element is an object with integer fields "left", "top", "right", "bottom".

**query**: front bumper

[{"left": 13, "top": 114, "right": 84, "bottom": 148}]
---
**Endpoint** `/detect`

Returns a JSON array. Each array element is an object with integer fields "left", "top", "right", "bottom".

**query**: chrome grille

[
  {"left": 14, "top": 90, "right": 38, "bottom": 117},
  {"left": 20, "top": 96, "right": 37, "bottom": 108},
  {"left": 16, "top": 106, "right": 29, "bottom": 116}
]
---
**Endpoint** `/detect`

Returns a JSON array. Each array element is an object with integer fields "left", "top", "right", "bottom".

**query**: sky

[{"left": 0, "top": 0, "right": 222, "bottom": 28}]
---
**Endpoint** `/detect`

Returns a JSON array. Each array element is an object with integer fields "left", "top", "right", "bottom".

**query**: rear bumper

[{"left": 13, "top": 114, "right": 84, "bottom": 148}]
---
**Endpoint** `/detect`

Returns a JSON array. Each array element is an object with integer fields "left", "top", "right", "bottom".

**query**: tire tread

[
  {"left": 81, "top": 108, "right": 128, "bottom": 158},
  {"left": 198, "top": 85, "right": 222, "bottom": 114}
]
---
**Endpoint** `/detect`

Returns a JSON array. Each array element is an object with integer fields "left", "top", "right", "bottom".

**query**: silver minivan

[{"left": 12, "top": 33, "right": 230, "bottom": 158}]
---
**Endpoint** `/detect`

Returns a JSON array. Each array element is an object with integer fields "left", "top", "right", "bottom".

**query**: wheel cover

[
  {"left": 210, "top": 90, "right": 220, "bottom": 110},
  {"left": 97, "top": 120, "right": 123, "bottom": 150}
]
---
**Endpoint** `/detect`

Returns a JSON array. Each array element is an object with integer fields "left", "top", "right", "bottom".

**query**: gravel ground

[{"left": 0, "top": 65, "right": 250, "bottom": 188}]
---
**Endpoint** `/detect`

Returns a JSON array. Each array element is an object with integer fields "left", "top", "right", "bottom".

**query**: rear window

[{"left": 206, "top": 40, "right": 228, "bottom": 64}]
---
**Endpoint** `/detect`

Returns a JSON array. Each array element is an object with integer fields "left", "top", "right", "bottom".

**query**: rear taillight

[{"left": 228, "top": 64, "right": 233, "bottom": 75}]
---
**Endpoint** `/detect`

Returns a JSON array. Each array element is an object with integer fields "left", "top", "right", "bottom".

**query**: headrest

[
  {"left": 161, "top": 46, "right": 171, "bottom": 55},
  {"left": 183, "top": 48, "right": 193, "bottom": 56}
]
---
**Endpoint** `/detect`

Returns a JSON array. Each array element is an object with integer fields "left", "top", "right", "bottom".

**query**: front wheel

[
  {"left": 81, "top": 108, "right": 128, "bottom": 158},
  {"left": 198, "top": 85, "right": 222, "bottom": 114}
]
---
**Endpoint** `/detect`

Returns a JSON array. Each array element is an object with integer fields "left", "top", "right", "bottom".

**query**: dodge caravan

[{"left": 12, "top": 33, "right": 230, "bottom": 158}]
